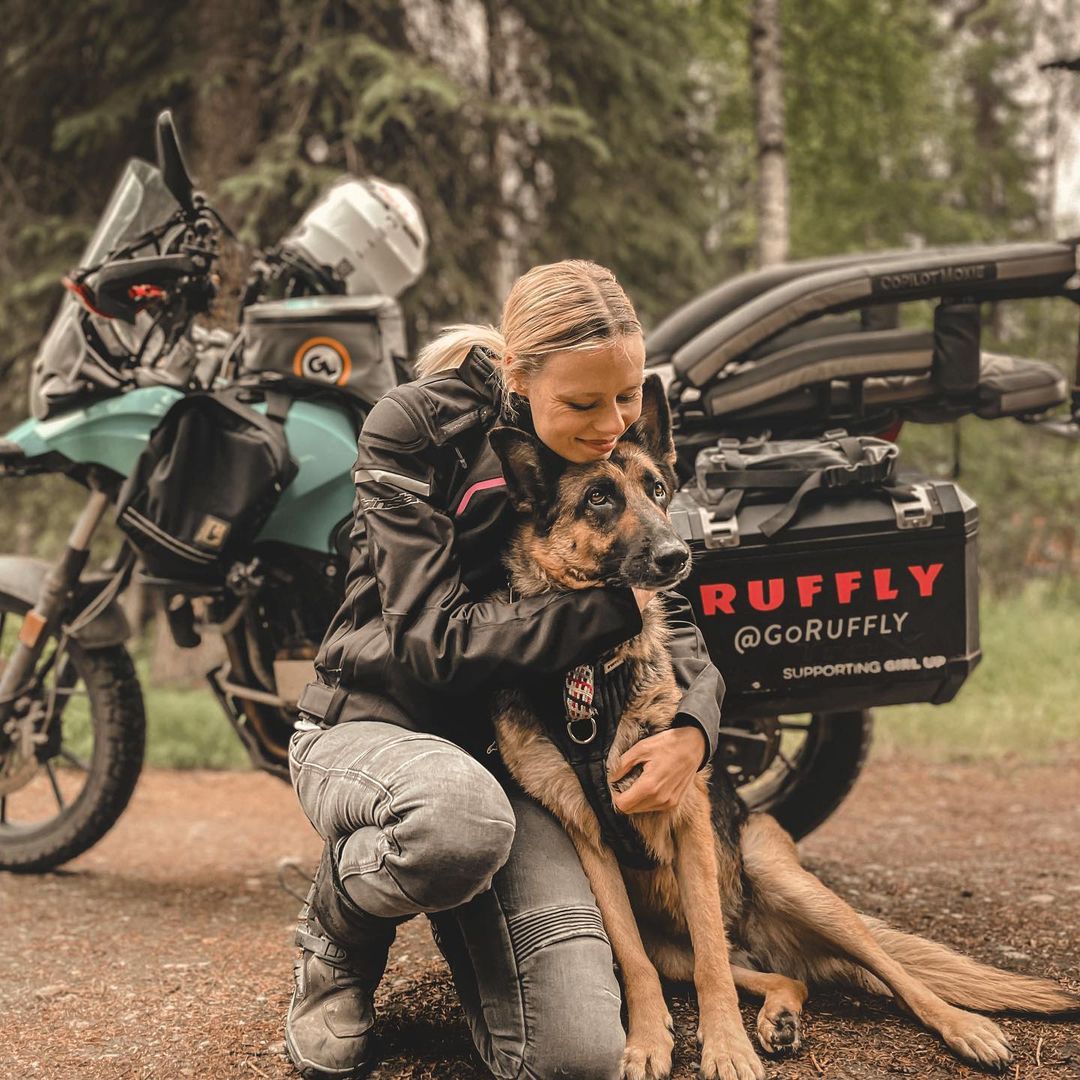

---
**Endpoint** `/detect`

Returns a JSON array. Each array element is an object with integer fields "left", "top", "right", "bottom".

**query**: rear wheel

[
  {"left": 0, "top": 594, "right": 146, "bottom": 872},
  {"left": 734, "top": 710, "right": 873, "bottom": 840}
]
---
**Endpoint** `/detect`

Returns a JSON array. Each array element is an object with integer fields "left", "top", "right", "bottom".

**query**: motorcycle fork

[{"left": 0, "top": 490, "right": 110, "bottom": 725}]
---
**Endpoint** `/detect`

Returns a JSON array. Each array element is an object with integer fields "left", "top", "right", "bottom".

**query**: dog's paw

[
  {"left": 756, "top": 1003, "right": 801, "bottom": 1056},
  {"left": 698, "top": 1032, "right": 766, "bottom": 1080},
  {"left": 620, "top": 1024, "right": 674, "bottom": 1080},
  {"left": 937, "top": 1008, "right": 1012, "bottom": 1072}
]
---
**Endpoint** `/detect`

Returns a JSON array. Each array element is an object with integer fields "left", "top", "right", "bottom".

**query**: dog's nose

[{"left": 653, "top": 542, "right": 689, "bottom": 577}]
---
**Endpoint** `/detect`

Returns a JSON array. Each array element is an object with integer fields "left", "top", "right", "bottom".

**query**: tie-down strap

[
  {"left": 702, "top": 434, "right": 910, "bottom": 538},
  {"left": 546, "top": 657, "right": 659, "bottom": 871}
]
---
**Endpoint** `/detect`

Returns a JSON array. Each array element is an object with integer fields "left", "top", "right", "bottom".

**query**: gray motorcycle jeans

[{"left": 288, "top": 720, "right": 626, "bottom": 1080}]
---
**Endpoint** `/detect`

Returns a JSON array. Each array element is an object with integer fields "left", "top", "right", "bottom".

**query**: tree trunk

[
  {"left": 483, "top": 0, "right": 525, "bottom": 302},
  {"left": 751, "top": 0, "right": 790, "bottom": 266},
  {"left": 191, "top": 0, "right": 268, "bottom": 325}
]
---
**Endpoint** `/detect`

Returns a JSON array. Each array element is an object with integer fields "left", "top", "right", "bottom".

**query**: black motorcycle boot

[{"left": 284, "top": 839, "right": 400, "bottom": 1080}]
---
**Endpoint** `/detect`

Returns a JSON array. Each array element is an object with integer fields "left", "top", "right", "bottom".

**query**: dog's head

[{"left": 489, "top": 373, "right": 691, "bottom": 591}]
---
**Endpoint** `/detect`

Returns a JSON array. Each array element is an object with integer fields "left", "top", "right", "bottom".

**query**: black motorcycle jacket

[{"left": 310, "top": 346, "right": 725, "bottom": 762}]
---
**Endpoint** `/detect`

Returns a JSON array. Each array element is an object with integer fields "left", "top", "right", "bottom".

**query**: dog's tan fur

[{"left": 488, "top": 376, "right": 1079, "bottom": 1080}]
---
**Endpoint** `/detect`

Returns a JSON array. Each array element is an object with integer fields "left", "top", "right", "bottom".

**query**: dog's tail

[{"left": 863, "top": 915, "right": 1080, "bottom": 1015}]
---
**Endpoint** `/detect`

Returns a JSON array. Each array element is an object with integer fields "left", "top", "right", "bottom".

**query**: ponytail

[{"left": 414, "top": 324, "right": 506, "bottom": 377}]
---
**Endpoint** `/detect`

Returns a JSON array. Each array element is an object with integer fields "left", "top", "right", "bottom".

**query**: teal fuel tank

[
  {"left": 4, "top": 386, "right": 183, "bottom": 476},
  {"left": 255, "top": 398, "right": 358, "bottom": 554},
  {"left": 3, "top": 387, "right": 358, "bottom": 559}
]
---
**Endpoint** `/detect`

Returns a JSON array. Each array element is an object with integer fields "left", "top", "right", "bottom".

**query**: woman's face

[{"left": 509, "top": 335, "right": 647, "bottom": 463}]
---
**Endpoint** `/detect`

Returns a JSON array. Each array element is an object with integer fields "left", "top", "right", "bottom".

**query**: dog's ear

[
  {"left": 488, "top": 426, "right": 561, "bottom": 514},
  {"left": 622, "top": 373, "right": 675, "bottom": 467}
]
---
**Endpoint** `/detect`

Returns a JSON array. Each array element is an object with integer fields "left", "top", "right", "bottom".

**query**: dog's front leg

[
  {"left": 570, "top": 834, "right": 675, "bottom": 1080},
  {"left": 673, "top": 787, "right": 765, "bottom": 1080}
]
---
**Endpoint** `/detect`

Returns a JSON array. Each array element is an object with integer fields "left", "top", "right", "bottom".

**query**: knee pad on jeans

[
  {"left": 397, "top": 780, "right": 517, "bottom": 910},
  {"left": 341, "top": 751, "right": 516, "bottom": 914}
]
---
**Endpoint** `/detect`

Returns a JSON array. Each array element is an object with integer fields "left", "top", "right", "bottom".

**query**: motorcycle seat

[{"left": 847, "top": 351, "right": 1068, "bottom": 422}]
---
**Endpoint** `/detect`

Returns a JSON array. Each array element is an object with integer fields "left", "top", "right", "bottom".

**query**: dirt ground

[{"left": 2, "top": 755, "right": 1079, "bottom": 1080}]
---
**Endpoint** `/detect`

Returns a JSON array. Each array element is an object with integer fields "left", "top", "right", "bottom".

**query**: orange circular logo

[{"left": 292, "top": 337, "right": 352, "bottom": 385}]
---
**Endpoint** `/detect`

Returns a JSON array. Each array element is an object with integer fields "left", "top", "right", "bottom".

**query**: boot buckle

[{"left": 295, "top": 926, "right": 351, "bottom": 965}]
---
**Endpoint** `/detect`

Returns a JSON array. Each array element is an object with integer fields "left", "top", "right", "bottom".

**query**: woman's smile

[{"left": 579, "top": 436, "right": 619, "bottom": 454}]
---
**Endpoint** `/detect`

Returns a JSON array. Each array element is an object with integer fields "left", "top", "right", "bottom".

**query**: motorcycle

[
  {"left": 0, "top": 112, "right": 426, "bottom": 871},
  {"left": 646, "top": 240, "right": 1080, "bottom": 836},
  {"left": 2, "top": 111, "right": 1077, "bottom": 871}
]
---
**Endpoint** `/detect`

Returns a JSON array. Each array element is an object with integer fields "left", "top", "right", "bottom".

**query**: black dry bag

[{"left": 115, "top": 388, "right": 298, "bottom": 582}]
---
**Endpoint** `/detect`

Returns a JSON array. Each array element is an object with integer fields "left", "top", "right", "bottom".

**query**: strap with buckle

[
  {"left": 295, "top": 927, "right": 351, "bottom": 965},
  {"left": 544, "top": 657, "right": 658, "bottom": 871}
]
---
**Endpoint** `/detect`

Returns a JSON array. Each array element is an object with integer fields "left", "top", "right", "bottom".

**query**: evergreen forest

[{"left": 2, "top": 0, "right": 1079, "bottom": 597}]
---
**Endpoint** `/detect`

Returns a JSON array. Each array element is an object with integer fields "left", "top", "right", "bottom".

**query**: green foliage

[
  {"left": 515, "top": 0, "right": 729, "bottom": 321},
  {"left": 0, "top": 0, "right": 1074, "bottom": 574},
  {"left": 897, "top": 295, "right": 1080, "bottom": 587},
  {"left": 874, "top": 580, "right": 1080, "bottom": 762},
  {"left": 0, "top": 0, "right": 195, "bottom": 434},
  {"left": 142, "top": 677, "right": 250, "bottom": 770},
  {"left": 782, "top": 0, "right": 1045, "bottom": 254}
]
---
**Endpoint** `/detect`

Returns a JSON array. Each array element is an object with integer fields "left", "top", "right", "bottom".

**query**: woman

[{"left": 285, "top": 259, "right": 725, "bottom": 1080}]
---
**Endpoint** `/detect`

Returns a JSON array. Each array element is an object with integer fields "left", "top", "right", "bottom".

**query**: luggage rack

[{"left": 648, "top": 238, "right": 1080, "bottom": 445}]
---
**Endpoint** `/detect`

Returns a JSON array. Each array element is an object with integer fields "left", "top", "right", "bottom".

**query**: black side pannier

[
  {"left": 115, "top": 388, "right": 298, "bottom": 583},
  {"left": 669, "top": 431, "right": 980, "bottom": 720}
]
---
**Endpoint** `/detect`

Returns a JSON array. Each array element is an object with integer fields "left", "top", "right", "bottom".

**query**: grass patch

[
  {"left": 142, "top": 678, "right": 250, "bottom": 769},
  {"left": 872, "top": 578, "right": 1080, "bottom": 762}
]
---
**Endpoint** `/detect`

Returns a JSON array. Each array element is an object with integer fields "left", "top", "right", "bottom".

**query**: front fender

[{"left": 0, "top": 556, "right": 131, "bottom": 648}]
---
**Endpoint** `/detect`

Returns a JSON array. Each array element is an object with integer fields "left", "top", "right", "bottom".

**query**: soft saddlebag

[
  {"left": 115, "top": 388, "right": 298, "bottom": 583},
  {"left": 669, "top": 431, "right": 980, "bottom": 719}
]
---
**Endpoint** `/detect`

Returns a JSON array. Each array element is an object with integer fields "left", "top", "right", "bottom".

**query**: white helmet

[{"left": 283, "top": 176, "right": 428, "bottom": 299}]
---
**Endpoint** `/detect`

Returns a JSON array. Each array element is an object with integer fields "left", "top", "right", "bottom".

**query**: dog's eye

[
  {"left": 653, "top": 481, "right": 667, "bottom": 500},
  {"left": 587, "top": 488, "right": 608, "bottom": 506}
]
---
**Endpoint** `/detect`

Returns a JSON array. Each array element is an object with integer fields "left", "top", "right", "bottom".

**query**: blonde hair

[{"left": 415, "top": 259, "right": 642, "bottom": 417}]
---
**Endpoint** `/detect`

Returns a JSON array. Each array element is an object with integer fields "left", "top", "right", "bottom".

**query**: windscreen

[
  {"left": 81, "top": 158, "right": 179, "bottom": 266},
  {"left": 29, "top": 160, "right": 180, "bottom": 419}
]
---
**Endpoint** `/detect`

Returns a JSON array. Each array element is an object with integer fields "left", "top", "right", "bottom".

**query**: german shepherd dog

[{"left": 487, "top": 374, "right": 1079, "bottom": 1080}]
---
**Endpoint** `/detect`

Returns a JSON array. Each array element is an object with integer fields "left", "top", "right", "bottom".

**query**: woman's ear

[
  {"left": 504, "top": 369, "right": 527, "bottom": 397},
  {"left": 622, "top": 373, "right": 675, "bottom": 467}
]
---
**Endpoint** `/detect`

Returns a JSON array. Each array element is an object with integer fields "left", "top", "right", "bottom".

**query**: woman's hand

[{"left": 608, "top": 725, "right": 706, "bottom": 815}]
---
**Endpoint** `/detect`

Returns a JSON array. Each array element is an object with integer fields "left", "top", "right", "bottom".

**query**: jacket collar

[
  {"left": 456, "top": 346, "right": 501, "bottom": 400},
  {"left": 458, "top": 345, "right": 536, "bottom": 432}
]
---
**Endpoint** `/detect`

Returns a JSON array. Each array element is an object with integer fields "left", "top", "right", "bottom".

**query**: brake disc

[
  {"left": 0, "top": 706, "right": 46, "bottom": 796},
  {"left": 718, "top": 715, "right": 782, "bottom": 785}
]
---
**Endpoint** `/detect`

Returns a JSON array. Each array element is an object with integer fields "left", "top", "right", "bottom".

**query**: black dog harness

[{"left": 539, "top": 656, "right": 659, "bottom": 871}]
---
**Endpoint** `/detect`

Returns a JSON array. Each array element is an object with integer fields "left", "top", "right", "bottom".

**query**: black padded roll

[{"left": 933, "top": 301, "right": 981, "bottom": 398}]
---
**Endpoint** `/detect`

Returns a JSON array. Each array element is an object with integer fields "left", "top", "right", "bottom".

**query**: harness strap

[{"left": 550, "top": 659, "right": 658, "bottom": 871}]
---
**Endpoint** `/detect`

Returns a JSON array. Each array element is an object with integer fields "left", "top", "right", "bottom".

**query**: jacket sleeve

[
  {"left": 662, "top": 590, "right": 724, "bottom": 770},
  {"left": 354, "top": 392, "right": 643, "bottom": 695}
]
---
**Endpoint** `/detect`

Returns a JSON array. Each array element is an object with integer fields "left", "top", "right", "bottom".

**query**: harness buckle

[{"left": 567, "top": 715, "right": 598, "bottom": 745}]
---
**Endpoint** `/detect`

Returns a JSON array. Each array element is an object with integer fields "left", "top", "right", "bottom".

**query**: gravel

[{"left": 2, "top": 755, "right": 1078, "bottom": 1079}]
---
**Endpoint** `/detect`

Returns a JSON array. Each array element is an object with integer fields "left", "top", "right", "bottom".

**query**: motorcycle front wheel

[
  {"left": 0, "top": 593, "right": 146, "bottom": 872},
  {"left": 735, "top": 710, "right": 873, "bottom": 840}
]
